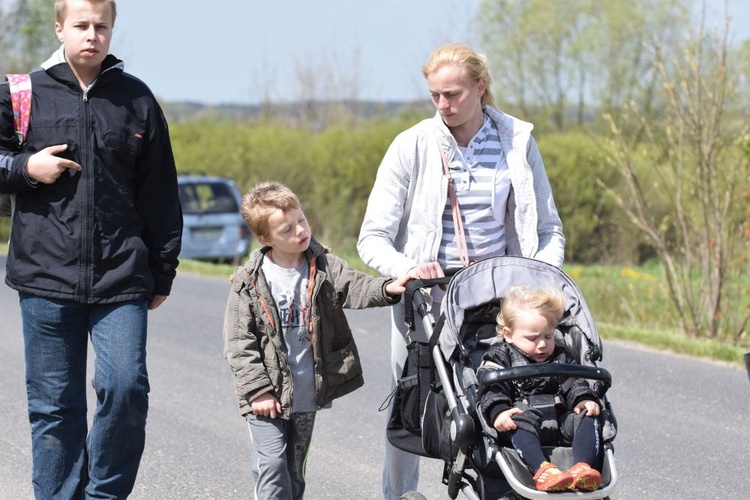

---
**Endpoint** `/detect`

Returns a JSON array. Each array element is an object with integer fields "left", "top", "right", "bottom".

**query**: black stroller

[{"left": 388, "top": 256, "right": 618, "bottom": 500}]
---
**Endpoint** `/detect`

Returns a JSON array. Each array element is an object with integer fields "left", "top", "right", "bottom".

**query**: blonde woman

[{"left": 358, "top": 43, "right": 565, "bottom": 499}]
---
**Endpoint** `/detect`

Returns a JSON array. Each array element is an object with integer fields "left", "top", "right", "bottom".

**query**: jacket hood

[
  {"left": 431, "top": 105, "right": 533, "bottom": 149},
  {"left": 41, "top": 45, "right": 124, "bottom": 87}
]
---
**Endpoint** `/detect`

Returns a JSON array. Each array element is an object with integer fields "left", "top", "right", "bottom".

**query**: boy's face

[
  {"left": 503, "top": 309, "right": 556, "bottom": 363},
  {"left": 56, "top": 0, "right": 113, "bottom": 78},
  {"left": 258, "top": 207, "right": 311, "bottom": 255}
]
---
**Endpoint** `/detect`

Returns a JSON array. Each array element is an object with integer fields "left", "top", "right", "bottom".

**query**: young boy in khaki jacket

[{"left": 223, "top": 181, "right": 412, "bottom": 499}]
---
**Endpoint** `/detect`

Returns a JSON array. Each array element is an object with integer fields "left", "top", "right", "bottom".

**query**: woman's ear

[{"left": 477, "top": 78, "right": 487, "bottom": 97}]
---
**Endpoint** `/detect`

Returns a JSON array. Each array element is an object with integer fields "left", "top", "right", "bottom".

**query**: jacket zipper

[{"left": 80, "top": 88, "right": 93, "bottom": 301}]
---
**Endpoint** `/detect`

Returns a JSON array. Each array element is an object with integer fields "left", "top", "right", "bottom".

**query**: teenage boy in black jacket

[{"left": 0, "top": 1, "right": 181, "bottom": 497}]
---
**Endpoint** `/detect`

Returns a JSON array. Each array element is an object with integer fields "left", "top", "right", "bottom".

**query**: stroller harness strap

[{"left": 523, "top": 394, "right": 561, "bottom": 444}]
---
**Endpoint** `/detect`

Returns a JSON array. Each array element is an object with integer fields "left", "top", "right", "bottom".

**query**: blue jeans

[{"left": 19, "top": 294, "right": 150, "bottom": 500}]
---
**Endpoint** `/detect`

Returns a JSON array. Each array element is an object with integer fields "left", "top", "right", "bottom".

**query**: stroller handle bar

[
  {"left": 403, "top": 276, "right": 453, "bottom": 331},
  {"left": 478, "top": 364, "right": 612, "bottom": 393}
]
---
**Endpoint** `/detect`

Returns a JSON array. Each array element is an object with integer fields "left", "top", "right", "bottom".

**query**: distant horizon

[{"left": 159, "top": 97, "right": 431, "bottom": 106}]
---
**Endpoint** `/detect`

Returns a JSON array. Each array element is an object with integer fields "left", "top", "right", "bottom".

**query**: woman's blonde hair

[
  {"left": 241, "top": 182, "right": 301, "bottom": 240},
  {"left": 421, "top": 43, "right": 496, "bottom": 108},
  {"left": 497, "top": 285, "right": 565, "bottom": 336}
]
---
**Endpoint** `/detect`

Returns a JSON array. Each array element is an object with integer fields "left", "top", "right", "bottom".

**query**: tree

[
  {"left": 0, "top": 0, "right": 58, "bottom": 74},
  {"left": 477, "top": 0, "right": 688, "bottom": 131},
  {"left": 601, "top": 3, "right": 750, "bottom": 342},
  {"left": 291, "top": 43, "right": 369, "bottom": 127}
]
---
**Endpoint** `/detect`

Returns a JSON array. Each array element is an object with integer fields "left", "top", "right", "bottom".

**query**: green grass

[
  {"left": 598, "top": 323, "right": 747, "bottom": 369},
  {"left": 563, "top": 262, "right": 678, "bottom": 330},
  {"left": 178, "top": 258, "right": 238, "bottom": 281}
]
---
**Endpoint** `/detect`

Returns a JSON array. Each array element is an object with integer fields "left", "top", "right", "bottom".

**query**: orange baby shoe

[
  {"left": 568, "top": 462, "right": 602, "bottom": 491},
  {"left": 532, "top": 462, "right": 575, "bottom": 491}
]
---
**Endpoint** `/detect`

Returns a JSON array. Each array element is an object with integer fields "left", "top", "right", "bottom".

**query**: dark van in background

[{"left": 178, "top": 175, "right": 251, "bottom": 264}]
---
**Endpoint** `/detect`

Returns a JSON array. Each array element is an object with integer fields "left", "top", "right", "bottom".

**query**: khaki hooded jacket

[{"left": 223, "top": 237, "right": 398, "bottom": 419}]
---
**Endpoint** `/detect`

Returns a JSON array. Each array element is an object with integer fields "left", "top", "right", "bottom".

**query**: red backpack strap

[{"left": 5, "top": 73, "right": 32, "bottom": 145}]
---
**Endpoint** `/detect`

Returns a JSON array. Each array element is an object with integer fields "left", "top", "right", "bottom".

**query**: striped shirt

[{"left": 438, "top": 114, "right": 511, "bottom": 269}]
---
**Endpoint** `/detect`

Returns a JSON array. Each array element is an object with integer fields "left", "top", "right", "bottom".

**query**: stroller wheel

[{"left": 399, "top": 492, "right": 428, "bottom": 500}]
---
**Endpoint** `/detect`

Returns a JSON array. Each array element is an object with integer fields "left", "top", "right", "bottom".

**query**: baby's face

[{"left": 504, "top": 309, "right": 556, "bottom": 363}]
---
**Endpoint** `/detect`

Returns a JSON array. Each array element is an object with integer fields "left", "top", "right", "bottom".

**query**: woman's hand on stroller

[
  {"left": 573, "top": 399, "right": 600, "bottom": 417},
  {"left": 407, "top": 262, "right": 447, "bottom": 290},
  {"left": 385, "top": 263, "right": 445, "bottom": 295},
  {"left": 251, "top": 392, "right": 282, "bottom": 419},
  {"left": 493, "top": 407, "right": 523, "bottom": 432}
]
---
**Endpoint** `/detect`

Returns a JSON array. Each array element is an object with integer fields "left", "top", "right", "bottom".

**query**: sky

[{"left": 111, "top": 0, "right": 750, "bottom": 106}]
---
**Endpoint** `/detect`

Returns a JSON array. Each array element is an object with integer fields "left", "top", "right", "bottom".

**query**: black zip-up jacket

[
  {"left": 0, "top": 50, "right": 182, "bottom": 303},
  {"left": 478, "top": 341, "right": 598, "bottom": 425}
]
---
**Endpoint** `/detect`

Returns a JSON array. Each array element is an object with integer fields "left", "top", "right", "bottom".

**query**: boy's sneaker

[
  {"left": 568, "top": 462, "right": 602, "bottom": 491},
  {"left": 532, "top": 462, "right": 575, "bottom": 491}
]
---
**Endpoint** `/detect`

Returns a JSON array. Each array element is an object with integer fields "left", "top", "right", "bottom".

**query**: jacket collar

[
  {"left": 432, "top": 105, "right": 534, "bottom": 148},
  {"left": 41, "top": 45, "right": 124, "bottom": 89},
  {"left": 507, "top": 341, "right": 565, "bottom": 364},
  {"left": 246, "top": 236, "right": 327, "bottom": 274},
  {"left": 432, "top": 105, "right": 535, "bottom": 169}
]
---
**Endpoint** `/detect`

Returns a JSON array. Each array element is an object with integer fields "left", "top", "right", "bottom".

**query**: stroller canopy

[{"left": 438, "top": 256, "right": 602, "bottom": 363}]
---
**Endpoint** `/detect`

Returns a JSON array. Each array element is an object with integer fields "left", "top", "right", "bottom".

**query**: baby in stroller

[{"left": 478, "top": 285, "right": 602, "bottom": 492}]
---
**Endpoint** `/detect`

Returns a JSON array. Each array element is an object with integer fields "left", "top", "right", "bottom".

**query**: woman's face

[{"left": 427, "top": 63, "right": 485, "bottom": 130}]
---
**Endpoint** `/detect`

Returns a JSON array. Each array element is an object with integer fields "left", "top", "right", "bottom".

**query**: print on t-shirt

[
  {"left": 277, "top": 289, "right": 310, "bottom": 345},
  {"left": 262, "top": 257, "right": 317, "bottom": 412}
]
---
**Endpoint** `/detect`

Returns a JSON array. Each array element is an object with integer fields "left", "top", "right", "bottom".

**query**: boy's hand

[
  {"left": 385, "top": 274, "right": 411, "bottom": 295},
  {"left": 251, "top": 392, "right": 282, "bottom": 419},
  {"left": 574, "top": 399, "right": 600, "bottom": 417},
  {"left": 148, "top": 295, "right": 167, "bottom": 310},
  {"left": 25, "top": 144, "right": 82, "bottom": 184},
  {"left": 493, "top": 407, "right": 522, "bottom": 432}
]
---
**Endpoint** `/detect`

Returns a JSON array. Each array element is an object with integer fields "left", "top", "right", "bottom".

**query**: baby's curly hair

[{"left": 496, "top": 285, "right": 565, "bottom": 336}]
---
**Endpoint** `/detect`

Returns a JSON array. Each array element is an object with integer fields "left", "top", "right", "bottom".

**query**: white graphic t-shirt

[{"left": 262, "top": 256, "right": 317, "bottom": 413}]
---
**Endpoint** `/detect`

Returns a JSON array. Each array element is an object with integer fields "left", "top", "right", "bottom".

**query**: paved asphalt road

[{"left": 1, "top": 257, "right": 748, "bottom": 499}]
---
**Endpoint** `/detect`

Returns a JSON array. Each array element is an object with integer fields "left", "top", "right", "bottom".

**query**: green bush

[
  {"left": 539, "top": 132, "right": 639, "bottom": 264},
  {"left": 169, "top": 117, "right": 414, "bottom": 251}
]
